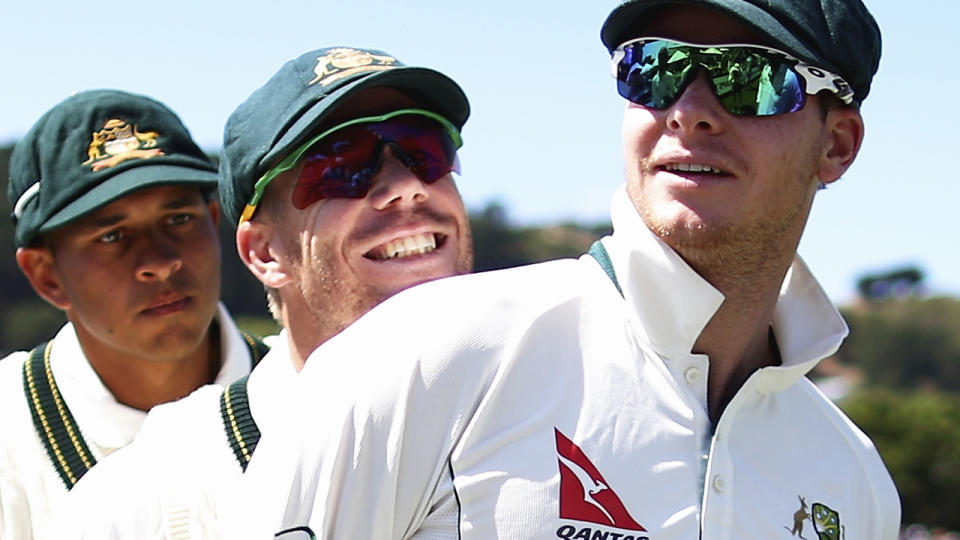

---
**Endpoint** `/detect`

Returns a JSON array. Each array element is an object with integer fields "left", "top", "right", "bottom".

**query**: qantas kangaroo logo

[{"left": 555, "top": 428, "right": 646, "bottom": 531}]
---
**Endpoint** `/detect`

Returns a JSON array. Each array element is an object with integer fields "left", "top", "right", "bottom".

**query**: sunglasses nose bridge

[
  {"left": 365, "top": 145, "right": 432, "bottom": 209},
  {"left": 663, "top": 70, "right": 729, "bottom": 133},
  {"left": 656, "top": 66, "right": 714, "bottom": 110}
]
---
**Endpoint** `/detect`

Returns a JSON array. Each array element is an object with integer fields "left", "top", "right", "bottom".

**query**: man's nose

[
  {"left": 134, "top": 231, "right": 183, "bottom": 282},
  {"left": 664, "top": 72, "right": 727, "bottom": 135},
  {"left": 366, "top": 145, "right": 431, "bottom": 210}
]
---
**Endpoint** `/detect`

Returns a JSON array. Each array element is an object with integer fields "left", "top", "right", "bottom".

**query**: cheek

[
  {"left": 751, "top": 112, "right": 824, "bottom": 165},
  {"left": 56, "top": 260, "right": 122, "bottom": 316},
  {"left": 304, "top": 203, "right": 354, "bottom": 260},
  {"left": 432, "top": 177, "right": 469, "bottom": 220},
  {"left": 191, "top": 228, "right": 222, "bottom": 270},
  {"left": 621, "top": 108, "right": 662, "bottom": 207},
  {"left": 622, "top": 106, "right": 660, "bottom": 163}
]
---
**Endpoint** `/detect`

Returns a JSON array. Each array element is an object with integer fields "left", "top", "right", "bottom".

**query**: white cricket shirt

[
  {"left": 233, "top": 186, "right": 900, "bottom": 540},
  {"left": 50, "top": 331, "right": 293, "bottom": 539},
  {"left": 0, "top": 303, "right": 253, "bottom": 540}
]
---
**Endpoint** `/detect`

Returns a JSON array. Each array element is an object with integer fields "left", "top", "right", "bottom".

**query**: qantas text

[{"left": 557, "top": 525, "right": 650, "bottom": 540}]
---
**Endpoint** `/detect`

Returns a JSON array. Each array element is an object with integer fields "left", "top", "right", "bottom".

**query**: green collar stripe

[
  {"left": 220, "top": 332, "right": 270, "bottom": 471},
  {"left": 240, "top": 331, "right": 270, "bottom": 368},
  {"left": 588, "top": 240, "right": 623, "bottom": 297},
  {"left": 220, "top": 375, "right": 259, "bottom": 471},
  {"left": 22, "top": 341, "right": 98, "bottom": 489},
  {"left": 22, "top": 329, "right": 271, "bottom": 487}
]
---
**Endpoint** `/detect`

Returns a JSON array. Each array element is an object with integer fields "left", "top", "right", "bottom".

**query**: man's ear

[
  {"left": 236, "top": 220, "right": 292, "bottom": 289},
  {"left": 16, "top": 247, "right": 71, "bottom": 310},
  {"left": 818, "top": 106, "right": 865, "bottom": 186}
]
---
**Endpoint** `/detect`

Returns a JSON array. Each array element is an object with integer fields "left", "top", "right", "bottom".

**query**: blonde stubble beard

[{"left": 627, "top": 165, "right": 820, "bottom": 303}]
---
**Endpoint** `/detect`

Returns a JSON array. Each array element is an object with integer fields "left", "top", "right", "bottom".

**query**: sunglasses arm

[{"left": 789, "top": 62, "right": 854, "bottom": 105}]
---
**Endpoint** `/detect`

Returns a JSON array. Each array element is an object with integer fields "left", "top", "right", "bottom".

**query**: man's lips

[
  {"left": 364, "top": 232, "right": 446, "bottom": 261},
  {"left": 141, "top": 296, "right": 192, "bottom": 316}
]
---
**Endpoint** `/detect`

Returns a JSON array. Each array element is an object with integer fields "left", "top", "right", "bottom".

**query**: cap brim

[
  {"left": 600, "top": 0, "right": 834, "bottom": 73},
  {"left": 258, "top": 66, "right": 470, "bottom": 175},
  {"left": 40, "top": 164, "right": 218, "bottom": 233}
]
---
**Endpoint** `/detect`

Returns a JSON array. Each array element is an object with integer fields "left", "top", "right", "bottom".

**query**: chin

[
  {"left": 144, "top": 325, "right": 208, "bottom": 358},
  {"left": 382, "top": 275, "right": 436, "bottom": 297}
]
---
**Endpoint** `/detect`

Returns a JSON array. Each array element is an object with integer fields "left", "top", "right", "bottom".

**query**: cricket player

[
  {"left": 0, "top": 89, "right": 265, "bottom": 539},
  {"left": 225, "top": 0, "right": 901, "bottom": 538},
  {"left": 53, "top": 47, "right": 473, "bottom": 538}
]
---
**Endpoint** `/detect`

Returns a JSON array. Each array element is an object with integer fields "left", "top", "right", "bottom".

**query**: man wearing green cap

[
  {"left": 0, "top": 90, "right": 265, "bottom": 539},
  {"left": 52, "top": 47, "right": 474, "bottom": 538},
  {"left": 226, "top": 1, "right": 900, "bottom": 539}
]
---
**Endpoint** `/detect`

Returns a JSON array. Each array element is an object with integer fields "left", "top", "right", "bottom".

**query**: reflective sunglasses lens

[
  {"left": 371, "top": 117, "right": 460, "bottom": 182},
  {"left": 615, "top": 40, "right": 806, "bottom": 116},
  {"left": 291, "top": 125, "right": 377, "bottom": 209},
  {"left": 616, "top": 40, "right": 692, "bottom": 109},
  {"left": 291, "top": 116, "right": 459, "bottom": 210},
  {"left": 707, "top": 51, "right": 804, "bottom": 115}
]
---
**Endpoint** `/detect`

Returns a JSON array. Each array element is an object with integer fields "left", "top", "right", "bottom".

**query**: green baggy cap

[
  {"left": 600, "top": 0, "right": 882, "bottom": 104},
  {"left": 8, "top": 89, "right": 218, "bottom": 247},
  {"left": 219, "top": 46, "right": 470, "bottom": 226}
]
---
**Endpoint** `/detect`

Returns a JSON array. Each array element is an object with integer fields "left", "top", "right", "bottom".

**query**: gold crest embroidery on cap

[
  {"left": 82, "top": 119, "right": 165, "bottom": 171},
  {"left": 309, "top": 48, "right": 397, "bottom": 86}
]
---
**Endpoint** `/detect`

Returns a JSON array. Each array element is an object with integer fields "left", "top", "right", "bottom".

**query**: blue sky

[{"left": 2, "top": 1, "right": 956, "bottom": 304}]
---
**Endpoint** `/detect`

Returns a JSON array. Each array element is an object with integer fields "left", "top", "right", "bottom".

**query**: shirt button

[
  {"left": 684, "top": 367, "right": 702, "bottom": 384},
  {"left": 712, "top": 475, "right": 726, "bottom": 493}
]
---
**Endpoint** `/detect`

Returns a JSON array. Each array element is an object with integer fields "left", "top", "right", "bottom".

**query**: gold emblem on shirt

[{"left": 784, "top": 495, "right": 843, "bottom": 540}]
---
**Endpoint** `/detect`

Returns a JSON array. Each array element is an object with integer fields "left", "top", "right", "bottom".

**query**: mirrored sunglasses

[
  {"left": 611, "top": 37, "right": 854, "bottom": 116},
  {"left": 240, "top": 108, "right": 462, "bottom": 224}
]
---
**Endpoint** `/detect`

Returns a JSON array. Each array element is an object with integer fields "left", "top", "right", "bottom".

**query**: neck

[
  {"left": 682, "top": 238, "right": 796, "bottom": 423},
  {"left": 280, "top": 300, "right": 341, "bottom": 372},
  {"left": 694, "top": 296, "right": 782, "bottom": 423},
  {"left": 78, "top": 324, "right": 219, "bottom": 411}
]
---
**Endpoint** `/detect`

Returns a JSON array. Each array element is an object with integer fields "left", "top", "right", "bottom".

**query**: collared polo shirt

[
  {"left": 0, "top": 303, "right": 253, "bottom": 539},
  {"left": 52, "top": 332, "right": 292, "bottom": 539},
  {"left": 230, "top": 186, "right": 900, "bottom": 540}
]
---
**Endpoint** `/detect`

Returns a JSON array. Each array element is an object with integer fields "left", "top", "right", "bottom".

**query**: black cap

[
  {"left": 219, "top": 46, "right": 471, "bottom": 226},
  {"left": 600, "top": 0, "right": 882, "bottom": 103},
  {"left": 9, "top": 90, "right": 217, "bottom": 247}
]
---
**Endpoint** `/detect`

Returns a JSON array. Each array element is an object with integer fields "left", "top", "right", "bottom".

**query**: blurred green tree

[
  {"left": 841, "top": 389, "right": 960, "bottom": 530},
  {"left": 839, "top": 298, "right": 960, "bottom": 391}
]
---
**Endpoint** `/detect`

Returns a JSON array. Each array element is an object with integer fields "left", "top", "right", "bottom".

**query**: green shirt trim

[
  {"left": 23, "top": 329, "right": 271, "bottom": 487},
  {"left": 221, "top": 331, "right": 270, "bottom": 471},
  {"left": 588, "top": 240, "right": 623, "bottom": 297},
  {"left": 22, "top": 341, "right": 97, "bottom": 489}
]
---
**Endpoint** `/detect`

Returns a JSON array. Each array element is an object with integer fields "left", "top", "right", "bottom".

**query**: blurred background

[{"left": 2, "top": 1, "right": 957, "bottom": 536}]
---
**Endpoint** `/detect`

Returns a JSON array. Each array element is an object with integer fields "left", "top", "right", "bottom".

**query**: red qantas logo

[{"left": 555, "top": 428, "right": 646, "bottom": 531}]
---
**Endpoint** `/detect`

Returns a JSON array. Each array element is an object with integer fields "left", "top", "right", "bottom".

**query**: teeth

[
  {"left": 377, "top": 233, "right": 438, "bottom": 260},
  {"left": 665, "top": 163, "right": 725, "bottom": 175}
]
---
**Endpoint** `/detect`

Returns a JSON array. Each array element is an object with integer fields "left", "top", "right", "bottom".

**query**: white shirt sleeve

[
  {"left": 0, "top": 470, "right": 34, "bottom": 540},
  {"left": 230, "top": 280, "right": 511, "bottom": 539}
]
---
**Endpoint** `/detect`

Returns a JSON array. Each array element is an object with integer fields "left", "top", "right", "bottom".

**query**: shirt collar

[
  {"left": 604, "top": 184, "right": 724, "bottom": 357},
  {"left": 247, "top": 330, "right": 297, "bottom": 427},
  {"left": 53, "top": 302, "right": 253, "bottom": 453},
  {"left": 603, "top": 185, "right": 847, "bottom": 386},
  {"left": 215, "top": 302, "right": 261, "bottom": 385}
]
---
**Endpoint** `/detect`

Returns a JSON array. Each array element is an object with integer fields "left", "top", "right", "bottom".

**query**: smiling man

[
  {"left": 226, "top": 1, "right": 900, "bottom": 538},
  {"left": 54, "top": 47, "right": 473, "bottom": 538},
  {"left": 225, "top": 53, "right": 474, "bottom": 368},
  {"left": 0, "top": 90, "right": 265, "bottom": 539}
]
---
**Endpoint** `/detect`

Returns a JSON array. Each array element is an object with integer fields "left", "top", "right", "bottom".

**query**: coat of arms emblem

[{"left": 82, "top": 119, "right": 164, "bottom": 171}]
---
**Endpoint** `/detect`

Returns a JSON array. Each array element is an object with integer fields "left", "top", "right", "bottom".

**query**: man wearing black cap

[
  {"left": 225, "top": 1, "right": 900, "bottom": 539},
  {"left": 53, "top": 48, "right": 474, "bottom": 538},
  {"left": 0, "top": 90, "right": 265, "bottom": 539}
]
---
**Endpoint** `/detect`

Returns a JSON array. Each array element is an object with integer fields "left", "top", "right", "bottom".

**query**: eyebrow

[{"left": 80, "top": 194, "right": 205, "bottom": 231}]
